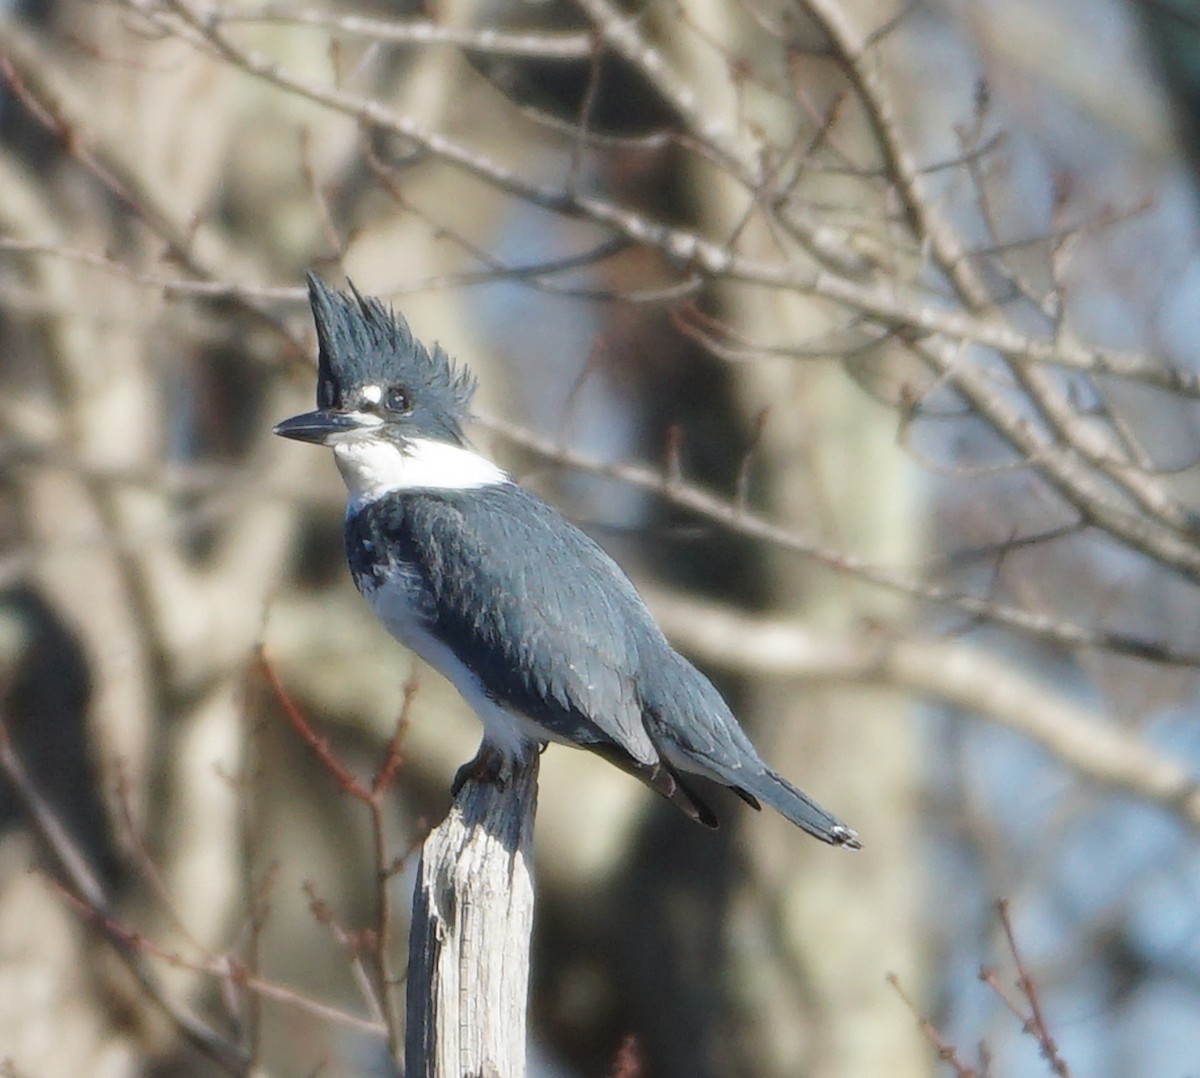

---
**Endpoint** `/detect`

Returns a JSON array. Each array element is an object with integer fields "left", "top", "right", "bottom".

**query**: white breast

[{"left": 359, "top": 573, "right": 549, "bottom": 759}]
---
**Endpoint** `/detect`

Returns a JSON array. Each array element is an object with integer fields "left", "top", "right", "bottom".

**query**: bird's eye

[{"left": 385, "top": 385, "right": 413, "bottom": 413}]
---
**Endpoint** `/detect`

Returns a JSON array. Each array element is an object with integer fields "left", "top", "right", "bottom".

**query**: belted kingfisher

[{"left": 275, "top": 275, "right": 859, "bottom": 848}]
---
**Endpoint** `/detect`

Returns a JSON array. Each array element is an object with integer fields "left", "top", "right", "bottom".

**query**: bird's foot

[{"left": 451, "top": 742, "right": 508, "bottom": 796}]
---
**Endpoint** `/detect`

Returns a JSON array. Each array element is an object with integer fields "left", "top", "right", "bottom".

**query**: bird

[{"left": 274, "top": 275, "right": 860, "bottom": 848}]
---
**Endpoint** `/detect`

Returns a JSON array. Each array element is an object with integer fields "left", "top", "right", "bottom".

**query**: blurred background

[{"left": 2, "top": 0, "right": 1200, "bottom": 1074}]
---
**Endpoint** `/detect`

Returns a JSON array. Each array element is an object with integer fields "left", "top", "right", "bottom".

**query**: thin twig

[
  {"left": 0, "top": 719, "right": 250, "bottom": 1073},
  {"left": 259, "top": 649, "right": 418, "bottom": 1061},
  {"left": 887, "top": 972, "right": 978, "bottom": 1077},
  {"left": 645, "top": 589, "right": 1200, "bottom": 833},
  {"left": 993, "top": 900, "right": 1075, "bottom": 1077},
  {"left": 369, "top": 676, "right": 420, "bottom": 1063},
  {"left": 303, "top": 880, "right": 388, "bottom": 1026},
  {"left": 257, "top": 647, "right": 371, "bottom": 801},
  {"left": 116, "top": 0, "right": 1200, "bottom": 398},
  {"left": 482, "top": 413, "right": 1200, "bottom": 664}
]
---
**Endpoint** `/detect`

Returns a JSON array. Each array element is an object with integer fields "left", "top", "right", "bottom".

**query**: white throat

[{"left": 334, "top": 435, "right": 509, "bottom": 506}]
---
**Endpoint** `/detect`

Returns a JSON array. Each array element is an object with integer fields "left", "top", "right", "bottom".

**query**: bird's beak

[{"left": 273, "top": 409, "right": 380, "bottom": 445}]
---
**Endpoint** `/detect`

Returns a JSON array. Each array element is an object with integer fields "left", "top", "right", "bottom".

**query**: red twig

[
  {"left": 256, "top": 646, "right": 371, "bottom": 801},
  {"left": 886, "top": 972, "right": 979, "bottom": 1078},
  {"left": 372, "top": 676, "right": 418, "bottom": 796},
  {"left": 303, "top": 880, "right": 387, "bottom": 1026},
  {"left": 989, "top": 899, "right": 1074, "bottom": 1078},
  {"left": 113, "top": 761, "right": 211, "bottom": 953},
  {"left": 257, "top": 648, "right": 418, "bottom": 1064}
]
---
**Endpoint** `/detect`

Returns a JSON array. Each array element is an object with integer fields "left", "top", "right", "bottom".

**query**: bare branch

[
  {"left": 0, "top": 719, "right": 249, "bottom": 1073},
  {"left": 912, "top": 336, "right": 1200, "bottom": 582},
  {"left": 483, "top": 414, "right": 1200, "bottom": 664},
  {"left": 217, "top": 4, "right": 595, "bottom": 58},
  {"left": 645, "top": 588, "right": 1200, "bottom": 833},
  {"left": 258, "top": 648, "right": 372, "bottom": 802},
  {"left": 887, "top": 972, "right": 979, "bottom": 1078},
  {"left": 993, "top": 900, "right": 1074, "bottom": 1078},
  {"left": 114, "top": 0, "right": 1200, "bottom": 400}
]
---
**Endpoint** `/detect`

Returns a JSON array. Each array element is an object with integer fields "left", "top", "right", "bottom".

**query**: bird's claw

[{"left": 451, "top": 742, "right": 508, "bottom": 796}]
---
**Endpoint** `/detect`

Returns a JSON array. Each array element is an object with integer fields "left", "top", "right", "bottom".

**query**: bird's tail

[
  {"left": 732, "top": 767, "right": 861, "bottom": 849},
  {"left": 640, "top": 652, "right": 860, "bottom": 846}
]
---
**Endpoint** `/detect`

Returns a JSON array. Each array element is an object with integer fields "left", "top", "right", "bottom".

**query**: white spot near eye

[{"left": 361, "top": 384, "right": 383, "bottom": 404}]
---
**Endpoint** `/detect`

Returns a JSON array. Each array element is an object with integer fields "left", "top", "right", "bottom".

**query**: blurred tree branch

[{"left": 647, "top": 587, "right": 1200, "bottom": 831}]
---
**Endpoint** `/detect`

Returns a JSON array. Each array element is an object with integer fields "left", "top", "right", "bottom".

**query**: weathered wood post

[{"left": 405, "top": 751, "right": 540, "bottom": 1077}]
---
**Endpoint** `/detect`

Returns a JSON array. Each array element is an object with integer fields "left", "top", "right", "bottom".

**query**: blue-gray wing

[{"left": 346, "top": 484, "right": 665, "bottom": 766}]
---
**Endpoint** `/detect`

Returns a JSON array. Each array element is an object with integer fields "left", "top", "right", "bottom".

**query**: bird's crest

[{"left": 306, "top": 273, "right": 477, "bottom": 436}]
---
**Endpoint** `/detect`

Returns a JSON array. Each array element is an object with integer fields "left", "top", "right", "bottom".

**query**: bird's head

[
  {"left": 274, "top": 274, "right": 476, "bottom": 451},
  {"left": 275, "top": 275, "right": 504, "bottom": 502}
]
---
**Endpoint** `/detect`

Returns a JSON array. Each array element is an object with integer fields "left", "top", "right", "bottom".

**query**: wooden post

[{"left": 405, "top": 751, "right": 539, "bottom": 1077}]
